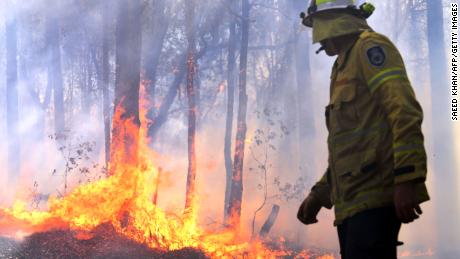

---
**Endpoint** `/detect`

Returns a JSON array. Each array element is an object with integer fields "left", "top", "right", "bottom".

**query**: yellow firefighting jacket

[{"left": 311, "top": 30, "right": 430, "bottom": 225}]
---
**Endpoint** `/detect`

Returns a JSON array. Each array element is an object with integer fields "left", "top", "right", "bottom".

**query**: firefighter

[{"left": 296, "top": 1, "right": 430, "bottom": 258}]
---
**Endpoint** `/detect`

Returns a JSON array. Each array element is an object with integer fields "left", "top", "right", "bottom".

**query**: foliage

[
  {"left": 49, "top": 131, "right": 106, "bottom": 196},
  {"left": 248, "top": 107, "right": 308, "bottom": 237}
]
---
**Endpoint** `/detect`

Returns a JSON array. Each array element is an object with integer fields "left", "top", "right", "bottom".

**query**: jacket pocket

[
  {"left": 329, "top": 84, "right": 359, "bottom": 133},
  {"left": 334, "top": 148, "right": 380, "bottom": 201}
]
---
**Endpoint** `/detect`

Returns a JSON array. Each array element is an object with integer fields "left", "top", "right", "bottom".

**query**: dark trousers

[{"left": 337, "top": 206, "right": 402, "bottom": 259}]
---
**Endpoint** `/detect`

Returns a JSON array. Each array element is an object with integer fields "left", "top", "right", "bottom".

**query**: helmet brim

[{"left": 310, "top": 11, "right": 372, "bottom": 43}]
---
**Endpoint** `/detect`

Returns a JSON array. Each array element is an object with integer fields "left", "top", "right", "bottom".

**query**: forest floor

[
  {"left": 0, "top": 223, "right": 341, "bottom": 258},
  {"left": 0, "top": 224, "right": 207, "bottom": 259}
]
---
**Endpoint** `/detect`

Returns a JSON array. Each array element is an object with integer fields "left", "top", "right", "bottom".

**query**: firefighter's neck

[{"left": 323, "top": 33, "right": 360, "bottom": 57}]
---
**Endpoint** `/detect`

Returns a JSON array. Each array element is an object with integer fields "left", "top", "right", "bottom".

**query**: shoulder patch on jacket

[{"left": 366, "top": 46, "right": 386, "bottom": 67}]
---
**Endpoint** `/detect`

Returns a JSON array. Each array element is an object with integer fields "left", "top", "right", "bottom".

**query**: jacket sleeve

[
  {"left": 310, "top": 168, "right": 333, "bottom": 209},
  {"left": 357, "top": 35, "right": 427, "bottom": 185}
]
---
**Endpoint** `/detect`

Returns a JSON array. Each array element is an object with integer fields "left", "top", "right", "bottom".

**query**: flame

[{"left": 0, "top": 89, "right": 325, "bottom": 258}]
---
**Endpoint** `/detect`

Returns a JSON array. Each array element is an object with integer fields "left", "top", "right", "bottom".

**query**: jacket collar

[{"left": 335, "top": 34, "right": 361, "bottom": 70}]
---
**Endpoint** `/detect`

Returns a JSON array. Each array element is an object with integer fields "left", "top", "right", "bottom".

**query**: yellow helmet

[{"left": 300, "top": 1, "right": 375, "bottom": 43}]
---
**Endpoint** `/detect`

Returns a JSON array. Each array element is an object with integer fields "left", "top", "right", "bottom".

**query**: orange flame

[{"left": 0, "top": 89, "right": 324, "bottom": 258}]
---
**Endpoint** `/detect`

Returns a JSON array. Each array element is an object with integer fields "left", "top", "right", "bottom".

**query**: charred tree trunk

[
  {"left": 184, "top": 0, "right": 198, "bottom": 210},
  {"left": 102, "top": 2, "right": 112, "bottom": 165},
  {"left": 227, "top": 0, "right": 250, "bottom": 228},
  {"left": 110, "top": 0, "right": 142, "bottom": 168},
  {"left": 223, "top": 4, "right": 237, "bottom": 223},
  {"left": 46, "top": 14, "right": 65, "bottom": 135},
  {"left": 426, "top": 0, "right": 460, "bottom": 252},
  {"left": 6, "top": 11, "right": 20, "bottom": 182}
]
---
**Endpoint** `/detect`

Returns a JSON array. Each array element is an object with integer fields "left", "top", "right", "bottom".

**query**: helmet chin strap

[{"left": 316, "top": 46, "right": 325, "bottom": 54}]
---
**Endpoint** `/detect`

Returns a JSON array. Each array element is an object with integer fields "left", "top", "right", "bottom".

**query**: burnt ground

[{"left": 0, "top": 224, "right": 208, "bottom": 259}]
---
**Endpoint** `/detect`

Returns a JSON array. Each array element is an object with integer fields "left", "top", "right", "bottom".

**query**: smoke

[{"left": 0, "top": 0, "right": 458, "bottom": 257}]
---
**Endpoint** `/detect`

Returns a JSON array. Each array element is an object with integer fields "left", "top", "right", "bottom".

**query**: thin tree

[
  {"left": 184, "top": 0, "right": 198, "bottom": 210},
  {"left": 46, "top": 12, "right": 65, "bottom": 135},
  {"left": 426, "top": 0, "right": 460, "bottom": 252},
  {"left": 102, "top": 1, "right": 112, "bottom": 165},
  {"left": 293, "top": 20, "right": 315, "bottom": 178},
  {"left": 81, "top": 51, "right": 92, "bottom": 115},
  {"left": 6, "top": 6, "right": 20, "bottom": 182},
  {"left": 407, "top": 0, "right": 426, "bottom": 93},
  {"left": 146, "top": 5, "right": 226, "bottom": 139},
  {"left": 223, "top": 0, "right": 237, "bottom": 223},
  {"left": 227, "top": 0, "right": 250, "bottom": 228}
]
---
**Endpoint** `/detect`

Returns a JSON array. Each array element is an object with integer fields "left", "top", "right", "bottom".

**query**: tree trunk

[
  {"left": 102, "top": 2, "right": 112, "bottom": 166},
  {"left": 290, "top": 4, "right": 315, "bottom": 242},
  {"left": 147, "top": 55, "right": 187, "bottom": 139},
  {"left": 227, "top": 0, "right": 250, "bottom": 228},
  {"left": 184, "top": 0, "right": 198, "bottom": 210},
  {"left": 46, "top": 14, "right": 65, "bottom": 135},
  {"left": 110, "top": 0, "right": 142, "bottom": 169},
  {"left": 294, "top": 26, "right": 315, "bottom": 178},
  {"left": 408, "top": 0, "right": 425, "bottom": 92},
  {"left": 426, "top": 0, "right": 460, "bottom": 252},
  {"left": 6, "top": 11, "right": 20, "bottom": 183},
  {"left": 146, "top": 4, "right": 226, "bottom": 139},
  {"left": 223, "top": 3, "right": 237, "bottom": 223},
  {"left": 144, "top": 0, "right": 169, "bottom": 127},
  {"left": 82, "top": 51, "right": 92, "bottom": 115}
]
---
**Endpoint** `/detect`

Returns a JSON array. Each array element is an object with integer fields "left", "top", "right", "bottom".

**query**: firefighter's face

[{"left": 320, "top": 39, "right": 339, "bottom": 56}]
